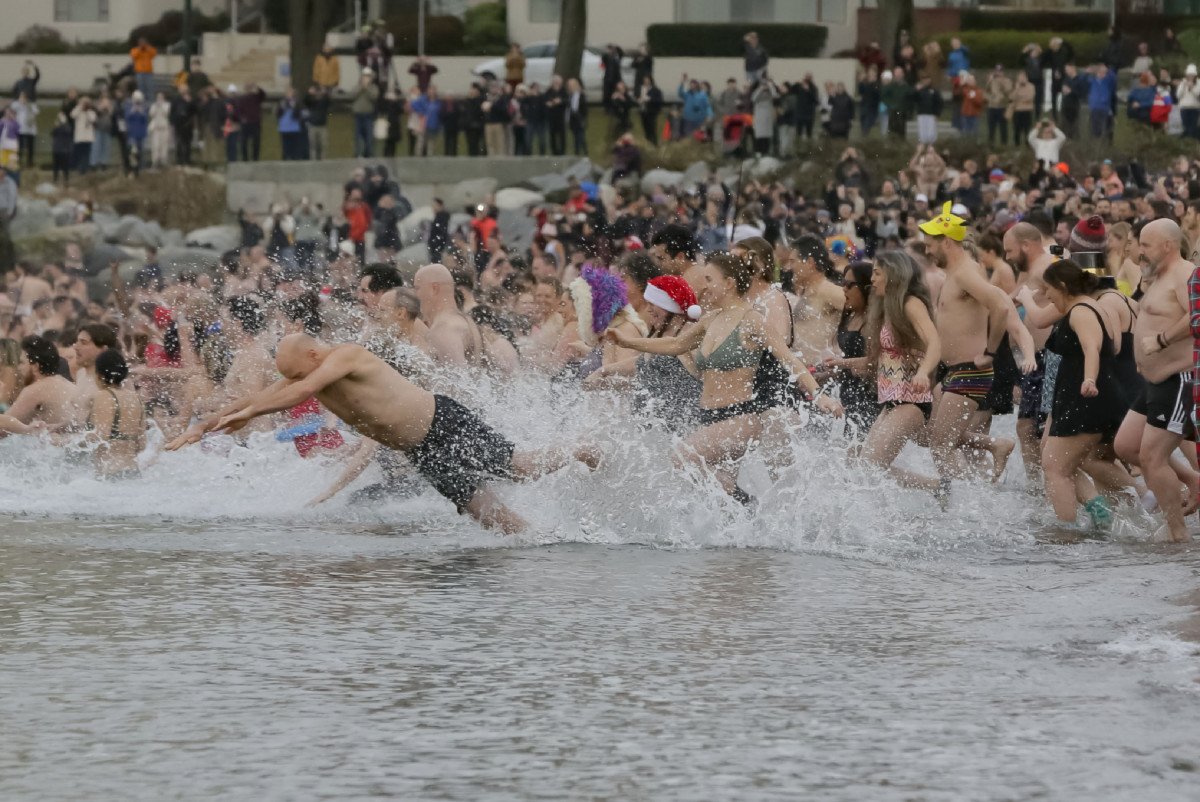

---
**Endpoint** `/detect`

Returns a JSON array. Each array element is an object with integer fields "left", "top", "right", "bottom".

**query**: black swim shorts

[
  {"left": 408, "top": 394, "right": 516, "bottom": 511},
  {"left": 1129, "top": 370, "right": 1195, "bottom": 438}
]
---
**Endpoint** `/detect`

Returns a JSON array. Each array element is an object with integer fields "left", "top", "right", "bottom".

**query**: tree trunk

[
  {"left": 290, "top": 0, "right": 340, "bottom": 94},
  {"left": 878, "top": 0, "right": 913, "bottom": 64},
  {"left": 553, "top": 0, "right": 587, "bottom": 83}
]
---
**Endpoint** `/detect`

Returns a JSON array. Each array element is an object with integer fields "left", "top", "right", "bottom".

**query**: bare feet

[{"left": 991, "top": 438, "right": 1015, "bottom": 483}]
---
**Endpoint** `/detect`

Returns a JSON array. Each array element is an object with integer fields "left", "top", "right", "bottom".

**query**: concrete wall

[
  {"left": 0, "top": 54, "right": 186, "bottom": 95},
  {"left": 200, "top": 32, "right": 291, "bottom": 70},
  {"left": 227, "top": 156, "right": 586, "bottom": 214}
]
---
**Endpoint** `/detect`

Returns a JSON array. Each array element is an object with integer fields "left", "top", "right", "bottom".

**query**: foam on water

[{"left": 0, "top": 369, "right": 1089, "bottom": 560}]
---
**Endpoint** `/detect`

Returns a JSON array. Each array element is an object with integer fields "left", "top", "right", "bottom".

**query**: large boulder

[
  {"left": 747, "top": 155, "right": 784, "bottom": 179},
  {"left": 51, "top": 200, "right": 79, "bottom": 226},
  {"left": 683, "top": 159, "right": 712, "bottom": 185},
  {"left": 83, "top": 242, "right": 135, "bottom": 275},
  {"left": 120, "top": 218, "right": 166, "bottom": 248},
  {"left": 526, "top": 172, "right": 570, "bottom": 195},
  {"left": 10, "top": 199, "right": 54, "bottom": 239},
  {"left": 158, "top": 247, "right": 221, "bottom": 278},
  {"left": 35, "top": 182, "right": 59, "bottom": 197},
  {"left": 640, "top": 169, "right": 685, "bottom": 194},
  {"left": 185, "top": 224, "right": 241, "bottom": 252},
  {"left": 496, "top": 208, "right": 537, "bottom": 252},
  {"left": 562, "top": 158, "right": 597, "bottom": 182},
  {"left": 398, "top": 205, "right": 434, "bottom": 247},
  {"left": 12, "top": 223, "right": 100, "bottom": 263},
  {"left": 444, "top": 177, "right": 498, "bottom": 211},
  {"left": 494, "top": 187, "right": 545, "bottom": 210}
]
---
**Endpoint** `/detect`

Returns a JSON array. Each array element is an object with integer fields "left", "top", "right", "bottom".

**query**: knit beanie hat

[{"left": 1068, "top": 215, "right": 1106, "bottom": 254}]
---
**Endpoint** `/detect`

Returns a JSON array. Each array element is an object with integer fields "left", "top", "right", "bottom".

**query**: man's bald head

[
  {"left": 1002, "top": 222, "right": 1043, "bottom": 271},
  {"left": 276, "top": 333, "right": 323, "bottom": 379},
  {"left": 1139, "top": 218, "right": 1185, "bottom": 272},
  {"left": 413, "top": 263, "right": 455, "bottom": 312},
  {"left": 414, "top": 263, "right": 453, "bottom": 286}
]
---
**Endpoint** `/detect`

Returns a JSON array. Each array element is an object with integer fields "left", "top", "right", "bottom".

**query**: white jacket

[
  {"left": 1028, "top": 126, "right": 1065, "bottom": 166},
  {"left": 1176, "top": 78, "right": 1200, "bottom": 110}
]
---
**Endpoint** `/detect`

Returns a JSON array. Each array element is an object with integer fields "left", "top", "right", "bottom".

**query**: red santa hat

[{"left": 643, "top": 275, "right": 702, "bottom": 320}]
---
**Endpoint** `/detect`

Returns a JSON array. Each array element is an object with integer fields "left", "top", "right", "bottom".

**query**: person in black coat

[
  {"left": 544, "top": 75, "right": 567, "bottom": 155},
  {"left": 524, "top": 83, "right": 548, "bottom": 154},
  {"left": 638, "top": 76, "right": 664, "bottom": 145},
  {"left": 428, "top": 197, "right": 450, "bottom": 262},
  {"left": 631, "top": 44, "right": 654, "bottom": 97},
  {"left": 1047, "top": 37, "right": 1074, "bottom": 120},
  {"left": 461, "top": 84, "right": 486, "bottom": 156},
  {"left": 794, "top": 74, "right": 820, "bottom": 139},
  {"left": 441, "top": 97, "right": 460, "bottom": 156},
  {"left": 826, "top": 82, "right": 855, "bottom": 140},
  {"left": 600, "top": 44, "right": 624, "bottom": 112}
]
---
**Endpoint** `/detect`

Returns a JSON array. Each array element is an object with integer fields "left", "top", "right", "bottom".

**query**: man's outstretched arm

[{"left": 216, "top": 349, "right": 358, "bottom": 431}]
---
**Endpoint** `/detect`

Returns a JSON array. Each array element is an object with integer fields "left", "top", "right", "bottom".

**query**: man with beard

[
  {"left": 1114, "top": 219, "right": 1198, "bottom": 542},
  {"left": 921, "top": 204, "right": 1013, "bottom": 502}
]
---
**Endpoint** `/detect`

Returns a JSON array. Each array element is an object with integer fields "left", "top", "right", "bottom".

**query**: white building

[
  {"left": 505, "top": 0, "right": 857, "bottom": 56},
  {"left": 5, "top": 0, "right": 226, "bottom": 49}
]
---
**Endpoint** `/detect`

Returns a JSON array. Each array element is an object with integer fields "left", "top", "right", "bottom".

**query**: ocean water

[{"left": 2, "top": 377, "right": 1199, "bottom": 800}]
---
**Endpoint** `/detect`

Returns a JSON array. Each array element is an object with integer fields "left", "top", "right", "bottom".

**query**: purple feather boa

[{"left": 581, "top": 265, "right": 629, "bottom": 334}]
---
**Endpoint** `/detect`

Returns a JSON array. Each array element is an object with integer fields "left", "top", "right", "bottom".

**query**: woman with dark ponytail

[{"left": 1040, "top": 260, "right": 1128, "bottom": 526}]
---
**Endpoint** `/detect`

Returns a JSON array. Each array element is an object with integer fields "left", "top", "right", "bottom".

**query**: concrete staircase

[{"left": 212, "top": 48, "right": 281, "bottom": 91}]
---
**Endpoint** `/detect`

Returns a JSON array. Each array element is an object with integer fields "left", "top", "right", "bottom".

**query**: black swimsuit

[
  {"left": 407, "top": 395, "right": 516, "bottom": 512},
  {"left": 1048, "top": 303, "right": 1126, "bottom": 438}
]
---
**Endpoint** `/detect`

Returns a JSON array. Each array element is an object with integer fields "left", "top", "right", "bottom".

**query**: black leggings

[{"left": 18, "top": 134, "right": 35, "bottom": 167}]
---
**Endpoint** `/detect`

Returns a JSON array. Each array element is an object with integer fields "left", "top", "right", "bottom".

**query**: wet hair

[
  {"left": 20, "top": 335, "right": 61, "bottom": 376},
  {"left": 281, "top": 292, "right": 322, "bottom": 336},
  {"left": 1043, "top": 259, "right": 1102, "bottom": 296},
  {"left": 617, "top": 251, "right": 662, "bottom": 294},
  {"left": 470, "top": 305, "right": 517, "bottom": 347},
  {"left": 865, "top": 250, "right": 933, "bottom": 361},
  {"left": 651, "top": 224, "right": 697, "bottom": 260},
  {"left": 81, "top": 323, "right": 118, "bottom": 350},
  {"left": 94, "top": 349, "right": 129, "bottom": 386},
  {"left": 1026, "top": 208, "right": 1054, "bottom": 238},
  {"left": 393, "top": 288, "right": 421, "bottom": 319},
  {"left": 707, "top": 252, "right": 755, "bottom": 296},
  {"left": 978, "top": 232, "right": 1004, "bottom": 257},
  {"left": 793, "top": 233, "right": 838, "bottom": 280},
  {"left": 228, "top": 296, "right": 266, "bottom": 335},
  {"left": 734, "top": 236, "right": 776, "bottom": 282},
  {"left": 362, "top": 263, "right": 404, "bottom": 293}
]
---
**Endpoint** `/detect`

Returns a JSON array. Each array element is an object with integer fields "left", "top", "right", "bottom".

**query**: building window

[
  {"left": 529, "top": 0, "right": 561, "bottom": 23},
  {"left": 54, "top": 0, "right": 109, "bottom": 22}
]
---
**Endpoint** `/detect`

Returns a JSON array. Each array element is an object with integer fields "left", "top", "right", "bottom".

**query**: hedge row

[
  {"left": 646, "top": 23, "right": 827, "bottom": 59},
  {"left": 960, "top": 10, "right": 1110, "bottom": 33},
  {"left": 931, "top": 31, "right": 1110, "bottom": 70}
]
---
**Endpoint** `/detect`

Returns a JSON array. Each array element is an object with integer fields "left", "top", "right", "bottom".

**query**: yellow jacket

[{"left": 312, "top": 53, "right": 340, "bottom": 88}]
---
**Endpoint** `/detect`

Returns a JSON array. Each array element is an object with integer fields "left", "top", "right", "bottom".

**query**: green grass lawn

[{"left": 29, "top": 102, "right": 639, "bottom": 167}]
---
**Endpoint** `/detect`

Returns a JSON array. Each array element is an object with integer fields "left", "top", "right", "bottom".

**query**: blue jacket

[
  {"left": 1087, "top": 72, "right": 1116, "bottom": 112},
  {"left": 125, "top": 106, "right": 148, "bottom": 140},
  {"left": 277, "top": 99, "right": 302, "bottom": 133},
  {"left": 410, "top": 94, "right": 442, "bottom": 132},
  {"left": 1126, "top": 84, "right": 1155, "bottom": 121},
  {"left": 946, "top": 46, "right": 971, "bottom": 77},
  {"left": 677, "top": 85, "right": 712, "bottom": 124}
]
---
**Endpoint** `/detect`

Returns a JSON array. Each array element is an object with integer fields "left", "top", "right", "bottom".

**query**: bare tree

[
  {"left": 290, "top": 0, "right": 341, "bottom": 94},
  {"left": 553, "top": 0, "right": 587, "bottom": 83},
  {"left": 878, "top": 0, "right": 914, "bottom": 63}
]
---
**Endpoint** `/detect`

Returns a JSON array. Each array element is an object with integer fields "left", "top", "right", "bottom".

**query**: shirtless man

[
  {"left": 412, "top": 264, "right": 485, "bottom": 368},
  {"left": 165, "top": 334, "right": 598, "bottom": 533},
  {"left": 5, "top": 261, "right": 53, "bottom": 316},
  {"left": 783, "top": 234, "right": 845, "bottom": 361},
  {"left": 1114, "top": 219, "right": 1197, "bottom": 542},
  {"left": 73, "top": 322, "right": 119, "bottom": 399},
  {"left": 0, "top": 335, "right": 84, "bottom": 435},
  {"left": 222, "top": 296, "right": 277, "bottom": 434},
  {"left": 1006, "top": 222, "right": 1060, "bottom": 486},
  {"left": 921, "top": 204, "right": 1014, "bottom": 499}
]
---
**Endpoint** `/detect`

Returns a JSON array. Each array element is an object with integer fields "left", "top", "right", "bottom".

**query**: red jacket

[{"left": 344, "top": 201, "right": 371, "bottom": 243}]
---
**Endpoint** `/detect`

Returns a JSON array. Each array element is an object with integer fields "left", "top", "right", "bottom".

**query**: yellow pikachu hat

[{"left": 918, "top": 201, "right": 967, "bottom": 242}]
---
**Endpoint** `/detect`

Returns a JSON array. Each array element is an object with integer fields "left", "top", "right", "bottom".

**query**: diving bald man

[{"left": 166, "top": 333, "right": 599, "bottom": 534}]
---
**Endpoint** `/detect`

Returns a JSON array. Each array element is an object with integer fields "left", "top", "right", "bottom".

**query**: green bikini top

[{"left": 693, "top": 311, "right": 762, "bottom": 373}]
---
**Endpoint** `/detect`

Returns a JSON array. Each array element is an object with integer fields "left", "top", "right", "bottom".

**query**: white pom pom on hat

[{"left": 686, "top": 304, "right": 703, "bottom": 320}]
